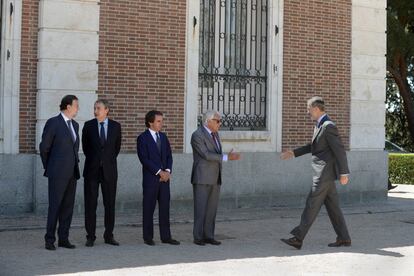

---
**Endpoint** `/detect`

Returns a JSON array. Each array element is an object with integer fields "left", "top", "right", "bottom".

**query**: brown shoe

[
  {"left": 281, "top": 237, "right": 302, "bottom": 250},
  {"left": 328, "top": 240, "right": 351, "bottom": 247}
]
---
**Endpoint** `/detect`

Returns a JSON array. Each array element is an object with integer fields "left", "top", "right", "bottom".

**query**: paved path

[{"left": 1, "top": 185, "right": 413, "bottom": 276}]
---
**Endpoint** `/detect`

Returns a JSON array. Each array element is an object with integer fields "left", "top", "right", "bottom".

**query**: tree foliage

[{"left": 386, "top": 0, "right": 414, "bottom": 151}]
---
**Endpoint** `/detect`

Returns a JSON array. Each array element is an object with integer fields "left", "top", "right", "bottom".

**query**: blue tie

[
  {"left": 100, "top": 122, "right": 106, "bottom": 146},
  {"left": 156, "top": 132, "right": 161, "bottom": 153}
]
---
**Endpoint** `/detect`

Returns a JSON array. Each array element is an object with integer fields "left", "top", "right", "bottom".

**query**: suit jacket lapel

[
  {"left": 73, "top": 120, "right": 79, "bottom": 143},
  {"left": 201, "top": 126, "right": 220, "bottom": 153},
  {"left": 214, "top": 132, "right": 222, "bottom": 154},
  {"left": 146, "top": 129, "right": 161, "bottom": 157},
  {"left": 59, "top": 113, "right": 75, "bottom": 145},
  {"left": 312, "top": 126, "right": 321, "bottom": 143},
  {"left": 91, "top": 118, "right": 101, "bottom": 146},
  {"left": 106, "top": 119, "right": 113, "bottom": 145},
  {"left": 312, "top": 115, "right": 330, "bottom": 143}
]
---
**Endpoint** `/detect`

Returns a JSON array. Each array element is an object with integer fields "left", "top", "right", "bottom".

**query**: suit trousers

[
  {"left": 290, "top": 179, "right": 350, "bottom": 241},
  {"left": 84, "top": 167, "right": 117, "bottom": 241},
  {"left": 45, "top": 176, "right": 77, "bottom": 244},
  {"left": 193, "top": 184, "right": 221, "bottom": 241},
  {"left": 142, "top": 181, "right": 171, "bottom": 241}
]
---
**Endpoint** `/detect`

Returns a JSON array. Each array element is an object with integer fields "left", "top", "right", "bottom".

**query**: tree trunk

[{"left": 389, "top": 54, "right": 414, "bottom": 145}]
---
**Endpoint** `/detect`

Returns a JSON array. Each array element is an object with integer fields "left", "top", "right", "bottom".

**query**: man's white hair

[
  {"left": 307, "top": 96, "right": 325, "bottom": 111},
  {"left": 203, "top": 110, "right": 221, "bottom": 125}
]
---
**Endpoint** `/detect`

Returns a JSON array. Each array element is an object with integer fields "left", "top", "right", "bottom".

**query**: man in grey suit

[
  {"left": 191, "top": 110, "right": 240, "bottom": 246},
  {"left": 280, "top": 96, "right": 351, "bottom": 249}
]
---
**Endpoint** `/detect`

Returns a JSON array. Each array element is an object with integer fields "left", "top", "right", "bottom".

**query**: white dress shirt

[{"left": 148, "top": 128, "right": 171, "bottom": 175}]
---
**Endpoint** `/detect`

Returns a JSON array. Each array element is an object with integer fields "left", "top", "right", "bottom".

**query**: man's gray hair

[
  {"left": 203, "top": 110, "right": 221, "bottom": 125},
  {"left": 307, "top": 96, "right": 325, "bottom": 111}
]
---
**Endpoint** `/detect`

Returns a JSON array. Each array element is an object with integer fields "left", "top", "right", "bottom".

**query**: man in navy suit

[
  {"left": 40, "top": 95, "right": 80, "bottom": 250},
  {"left": 82, "top": 99, "right": 122, "bottom": 247},
  {"left": 137, "top": 110, "right": 180, "bottom": 246}
]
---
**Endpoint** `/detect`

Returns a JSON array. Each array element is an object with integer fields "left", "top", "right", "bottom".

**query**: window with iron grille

[{"left": 198, "top": 0, "right": 268, "bottom": 130}]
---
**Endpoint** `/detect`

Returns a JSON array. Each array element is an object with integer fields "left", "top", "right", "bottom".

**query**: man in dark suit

[
  {"left": 137, "top": 110, "right": 180, "bottom": 246},
  {"left": 82, "top": 99, "right": 122, "bottom": 247},
  {"left": 191, "top": 110, "right": 240, "bottom": 246},
  {"left": 40, "top": 95, "right": 80, "bottom": 250},
  {"left": 280, "top": 96, "right": 351, "bottom": 249}
]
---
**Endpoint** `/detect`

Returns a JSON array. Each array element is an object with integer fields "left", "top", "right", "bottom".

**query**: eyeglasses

[{"left": 211, "top": 119, "right": 222, "bottom": 124}]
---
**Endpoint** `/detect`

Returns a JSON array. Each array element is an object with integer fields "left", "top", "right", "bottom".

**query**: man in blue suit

[
  {"left": 137, "top": 110, "right": 180, "bottom": 246},
  {"left": 40, "top": 95, "right": 80, "bottom": 250}
]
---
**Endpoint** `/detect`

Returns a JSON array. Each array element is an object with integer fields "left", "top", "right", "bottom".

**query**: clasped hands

[{"left": 159, "top": 170, "right": 171, "bottom": 182}]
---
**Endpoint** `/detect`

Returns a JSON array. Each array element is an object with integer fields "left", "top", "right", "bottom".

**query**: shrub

[{"left": 389, "top": 153, "right": 414, "bottom": 184}]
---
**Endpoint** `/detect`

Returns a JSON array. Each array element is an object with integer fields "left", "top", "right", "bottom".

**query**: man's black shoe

[
  {"left": 161, "top": 238, "right": 180, "bottom": 245},
  {"left": 85, "top": 239, "right": 94, "bottom": 247},
  {"left": 144, "top": 239, "right": 155, "bottom": 246},
  {"left": 281, "top": 237, "right": 302, "bottom": 250},
  {"left": 58, "top": 240, "right": 76, "bottom": 249},
  {"left": 45, "top": 242, "right": 56, "bottom": 251},
  {"left": 105, "top": 238, "right": 120, "bottom": 246},
  {"left": 204, "top": 238, "right": 221, "bottom": 245},
  {"left": 193, "top": 239, "right": 206, "bottom": 246},
  {"left": 328, "top": 239, "right": 351, "bottom": 247}
]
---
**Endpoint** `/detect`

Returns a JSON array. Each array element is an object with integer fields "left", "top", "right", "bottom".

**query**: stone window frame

[{"left": 184, "top": 0, "right": 284, "bottom": 153}]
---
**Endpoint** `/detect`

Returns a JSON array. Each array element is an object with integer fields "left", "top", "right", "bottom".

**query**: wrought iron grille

[{"left": 198, "top": 0, "right": 268, "bottom": 130}]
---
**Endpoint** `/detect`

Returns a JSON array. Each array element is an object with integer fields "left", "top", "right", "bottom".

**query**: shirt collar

[
  {"left": 61, "top": 112, "right": 71, "bottom": 122},
  {"left": 203, "top": 125, "right": 213, "bottom": 135},
  {"left": 148, "top": 128, "right": 158, "bottom": 137},
  {"left": 317, "top": 113, "right": 327, "bottom": 126},
  {"left": 97, "top": 118, "right": 108, "bottom": 125}
]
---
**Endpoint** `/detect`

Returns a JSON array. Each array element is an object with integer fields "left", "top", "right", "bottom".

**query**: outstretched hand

[
  {"left": 228, "top": 148, "right": 241, "bottom": 161},
  {"left": 281, "top": 150, "right": 294, "bottom": 160}
]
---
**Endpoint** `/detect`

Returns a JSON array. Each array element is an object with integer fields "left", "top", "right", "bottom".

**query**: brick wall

[
  {"left": 19, "top": 0, "right": 38, "bottom": 153},
  {"left": 98, "top": 0, "right": 187, "bottom": 152},
  {"left": 282, "top": 0, "right": 351, "bottom": 150},
  {"left": 18, "top": 0, "right": 350, "bottom": 153}
]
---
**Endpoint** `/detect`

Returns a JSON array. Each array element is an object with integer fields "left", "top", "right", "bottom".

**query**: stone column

[
  {"left": 350, "top": 0, "right": 386, "bottom": 150},
  {"left": 36, "top": 0, "right": 100, "bottom": 150},
  {"left": 0, "top": 0, "right": 22, "bottom": 154}
]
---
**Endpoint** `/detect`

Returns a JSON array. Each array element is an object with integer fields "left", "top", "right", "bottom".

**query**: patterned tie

[
  {"left": 100, "top": 122, "right": 106, "bottom": 146},
  {"left": 66, "top": 120, "right": 75, "bottom": 142},
  {"left": 211, "top": 132, "right": 221, "bottom": 152},
  {"left": 156, "top": 132, "right": 162, "bottom": 153}
]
